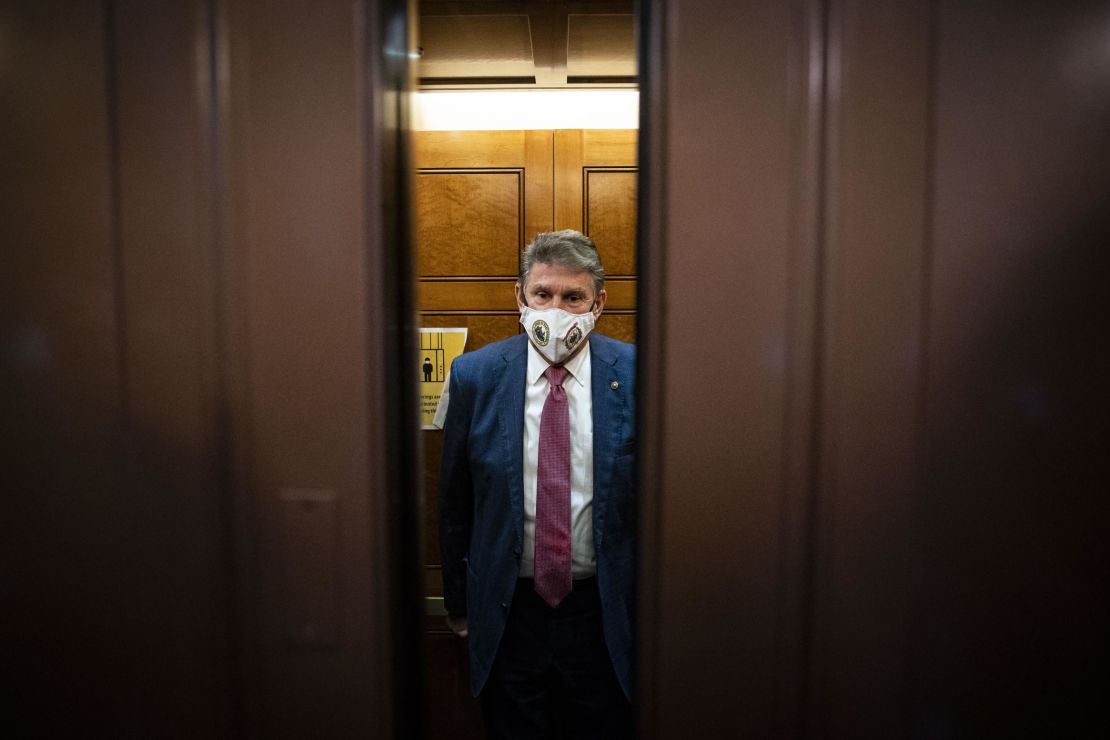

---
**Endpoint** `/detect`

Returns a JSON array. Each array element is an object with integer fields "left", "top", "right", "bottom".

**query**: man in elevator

[{"left": 439, "top": 230, "right": 636, "bottom": 739}]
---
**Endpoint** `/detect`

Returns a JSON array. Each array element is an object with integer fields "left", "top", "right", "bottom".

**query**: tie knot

[{"left": 544, "top": 365, "right": 569, "bottom": 388}]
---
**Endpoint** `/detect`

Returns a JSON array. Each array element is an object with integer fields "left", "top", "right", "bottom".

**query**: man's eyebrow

[{"left": 529, "top": 282, "right": 589, "bottom": 295}]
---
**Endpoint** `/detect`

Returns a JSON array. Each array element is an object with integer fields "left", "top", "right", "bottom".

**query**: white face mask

[{"left": 519, "top": 305, "right": 596, "bottom": 365}]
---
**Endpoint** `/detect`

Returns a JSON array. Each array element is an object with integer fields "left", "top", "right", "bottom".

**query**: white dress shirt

[{"left": 519, "top": 338, "right": 596, "bottom": 579}]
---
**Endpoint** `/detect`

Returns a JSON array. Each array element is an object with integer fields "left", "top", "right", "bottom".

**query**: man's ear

[
  {"left": 514, "top": 282, "right": 526, "bottom": 309},
  {"left": 593, "top": 288, "right": 607, "bottom": 318}
]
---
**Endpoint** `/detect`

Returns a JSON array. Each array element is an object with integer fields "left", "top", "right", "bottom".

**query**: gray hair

[{"left": 519, "top": 230, "right": 605, "bottom": 296}]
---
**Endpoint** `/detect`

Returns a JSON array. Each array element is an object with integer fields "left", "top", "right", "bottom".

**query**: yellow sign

[{"left": 418, "top": 328, "right": 467, "bottom": 429}]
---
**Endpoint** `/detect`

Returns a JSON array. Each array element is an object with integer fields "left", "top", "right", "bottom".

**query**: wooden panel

[
  {"left": 416, "top": 170, "right": 522, "bottom": 277},
  {"left": 601, "top": 313, "right": 636, "bottom": 343},
  {"left": 582, "top": 129, "right": 638, "bottom": 163},
  {"left": 603, "top": 279, "right": 637, "bottom": 310},
  {"left": 415, "top": 129, "right": 553, "bottom": 241},
  {"left": 555, "top": 129, "right": 585, "bottom": 229},
  {"left": 566, "top": 131, "right": 639, "bottom": 353},
  {"left": 418, "top": 279, "right": 518, "bottom": 311},
  {"left": 416, "top": 130, "right": 538, "bottom": 166},
  {"left": 585, "top": 169, "right": 637, "bottom": 275}
]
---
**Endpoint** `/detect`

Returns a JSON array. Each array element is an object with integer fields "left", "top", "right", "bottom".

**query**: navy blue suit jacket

[{"left": 439, "top": 332, "right": 637, "bottom": 699}]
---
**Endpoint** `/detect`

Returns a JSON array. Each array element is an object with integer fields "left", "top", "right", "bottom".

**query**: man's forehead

[
  {"left": 525, "top": 262, "right": 594, "bottom": 291},
  {"left": 526, "top": 279, "right": 591, "bottom": 292}
]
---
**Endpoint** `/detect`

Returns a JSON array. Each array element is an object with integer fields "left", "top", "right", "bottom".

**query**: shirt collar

[{"left": 526, "top": 337, "right": 591, "bottom": 388}]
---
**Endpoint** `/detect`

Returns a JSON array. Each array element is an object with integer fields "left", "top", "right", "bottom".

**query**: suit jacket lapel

[
  {"left": 498, "top": 335, "right": 528, "bottom": 539},
  {"left": 590, "top": 335, "right": 624, "bottom": 547}
]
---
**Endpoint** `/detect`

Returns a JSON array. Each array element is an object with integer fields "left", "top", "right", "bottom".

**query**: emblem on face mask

[
  {"left": 564, "top": 324, "right": 583, "bottom": 350},
  {"left": 532, "top": 319, "right": 550, "bottom": 346}
]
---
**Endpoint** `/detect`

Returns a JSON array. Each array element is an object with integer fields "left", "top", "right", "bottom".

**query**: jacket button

[{"left": 500, "top": 602, "right": 508, "bottom": 610}]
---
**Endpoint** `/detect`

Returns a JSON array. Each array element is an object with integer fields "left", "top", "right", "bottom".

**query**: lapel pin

[{"left": 610, "top": 381, "right": 619, "bottom": 390}]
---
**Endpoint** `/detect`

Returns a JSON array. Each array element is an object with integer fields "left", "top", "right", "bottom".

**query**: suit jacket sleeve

[{"left": 438, "top": 356, "right": 473, "bottom": 618}]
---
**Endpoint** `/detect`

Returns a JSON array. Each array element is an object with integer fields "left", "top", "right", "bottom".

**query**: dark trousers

[{"left": 479, "top": 577, "right": 633, "bottom": 740}]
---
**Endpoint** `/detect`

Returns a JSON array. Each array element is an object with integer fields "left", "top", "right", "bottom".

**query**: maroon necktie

[{"left": 535, "top": 365, "right": 572, "bottom": 608}]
